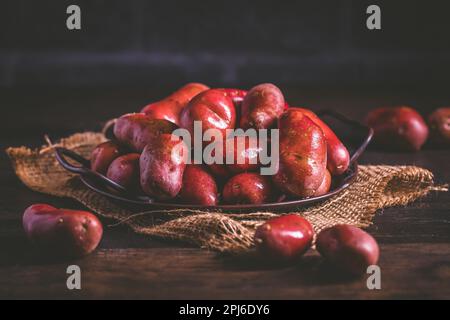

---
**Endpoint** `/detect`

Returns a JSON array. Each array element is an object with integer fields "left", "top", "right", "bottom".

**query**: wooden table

[{"left": 1, "top": 87, "right": 449, "bottom": 299}]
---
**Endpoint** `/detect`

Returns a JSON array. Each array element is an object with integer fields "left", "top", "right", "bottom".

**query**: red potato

[
  {"left": 366, "top": 106, "right": 429, "bottom": 151},
  {"left": 179, "top": 89, "right": 236, "bottom": 143},
  {"left": 140, "top": 133, "right": 188, "bottom": 200},
  {"left": 106, "top": 153, "right": 141, "bottom": 190},
  {"left": 314, "top": 169, "right": 331, "bottom": 196},
  {"left": 316, "top": 224, "right": 380, "bottom": 275},
  {"left": 90, "top": 140, "right": 124, "bottom": 175},
  {"left": 296, "top": 108, "right": 350, "bottom": 175},
  {"left": 428, "top": 107, "right": 450, "bottom": 146},
  {"left": 23, "top": 204, "right": 103, "bottom": 258},
  {"left": 113, "top": 113, "right": 178, "bottom": 152},
  {"left": 179, "top": 165, "right": 218, "bottom": 205},
  {"left": 272, "top": 109, "right": 327, "bottom": 198},
  {"left": 222, "top": 173, "right": 273, "bottom": 204},
  {"left": 254, "top": 214, "right": 314, "bottom": 259},
  {"left": 240, "top": 83, "right": 285, "bottom": 129},
  {"left": 141, "top": 83, "right": 209, "bottom": 126}
]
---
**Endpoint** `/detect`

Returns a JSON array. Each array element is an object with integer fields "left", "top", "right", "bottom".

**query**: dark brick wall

[{"left": 0, "top": 0, "right": 449, "bottom": 88}]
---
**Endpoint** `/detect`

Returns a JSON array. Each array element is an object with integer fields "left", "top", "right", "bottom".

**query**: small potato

[
  {"left": 272, "top": 109, "right": 327, "bottom": 198},
  {"left": 240, "top": 83, "right": 285, "bottom": 129},
  {"left": 366, "top": 106, "right": 429, "bottom": 151},
  {"left": 316, "top": 224, "right": 380, "bottom": 275},
  {"left": 114, "top": 113, "right": 178, "bottom": 152},
  {"left": 106, "top": 153, "right": 140, "bottom": 190},
  {"left": 141, "top": 83, "right": 209, "bottom": 125},
  {"left": 297, "top": 108, "right": 350, "bottom": 175},
  {"left": 428, "top": 107, "right": 450, "bottom": 146},
  {"left": 313, "top": 169, "right": 331, "bottom": 197},
  {"left": 90, "top": 140, "right": 124, "bottom": 175},
  {"left": 179, "top": 165, "right": 218, "bottom": 206},
  {"left": 254, "top": 214, "right": 314, "bottom": 259},
  {"left": 222, "top": 173, "right": 273, "bottom": 204},
  {"left": 23, "top": 204, "right": 103, "bottom": 258},
  {"left": 140, "top": 133, "right": 188, "bottom": 200}
]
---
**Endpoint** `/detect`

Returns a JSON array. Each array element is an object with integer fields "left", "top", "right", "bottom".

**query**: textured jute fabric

[{"left": 6, "top": 132, "right": 447, "bottom": 253}]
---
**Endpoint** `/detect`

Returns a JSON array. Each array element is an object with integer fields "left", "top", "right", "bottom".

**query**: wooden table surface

[{"left": 1, "top": 87, "right": 449, "bottom": 299}]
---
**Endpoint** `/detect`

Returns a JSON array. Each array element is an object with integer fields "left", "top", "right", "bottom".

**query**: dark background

[{"left": 1, "top": 0, "right": 450, "bottom": 89}]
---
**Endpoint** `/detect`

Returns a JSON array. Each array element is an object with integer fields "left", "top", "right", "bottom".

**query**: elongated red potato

[
  {"left": 179, "top": 165, "right": 218, "bottom": 205},
  {"left": 90, "top": 140, "right": 124, "bottom": 175},
  {"left": 272, "top": 109, "right": 327, "bottom": 198},
  {"left": 316, "top": 224, "right": 380, "bottom": 275},
  {"left": 179, "top": 89, "right": 236, "bottom": 143},
  {"left": 222, "top": 173, "right": 273, "bottom": 204},
  {"left": 140, "top": 133, "right": 188, "bottom": 200},
  {"left": 296, "top": 108, "right": 350, "bottom": 175},
  {"left": 113, "top": 113, "right": 178, "bottom": 152},
  {"left": 313, "top": 169, "right": 331, "bottom": 196},
  {"left": 254, "top": 214, "right": 314, "bottom": 259},
  {"left": 23, "top": 204, "right": 103, "bottom": 258},
  {"left": 106, "top": 153, "right": 141, "bottom": 190},
  {"left": 141, "top": 83, "right": 209, "bottom": 125},
  {"left": 240, "top": 83, "right": 285, "bottom": 129},
  {"left": 428, "top": 107, "right": 450, "bottom": 146},
  {"left": 366, "top": 106, "right": 429, "bottom": 151}
]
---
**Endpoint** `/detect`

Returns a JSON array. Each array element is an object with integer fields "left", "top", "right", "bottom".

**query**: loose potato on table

[
  {"left": 222, "top": 173, "right": 274, "bottom": 205},
  {"left": 428, "top": 107, "right": 450, "bottom": 146},
  {"left": 106, "top": 153, "right": 141, "bottom": 191},
  {"left": 90, "top": 140, "right": 124, "bottom": 175},
  {"left": 179, "top": 165, "right": 218, "bottom": 206}
]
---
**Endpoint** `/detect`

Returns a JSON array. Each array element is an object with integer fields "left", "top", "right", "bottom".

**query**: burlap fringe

[{"left": 5, "top": 132, "right": 448, "bottom": 253}]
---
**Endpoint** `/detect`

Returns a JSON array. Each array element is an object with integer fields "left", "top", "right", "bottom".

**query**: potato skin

[
  {"left": 428, "top": 107, "right": 450, "bottom": 146},
  {"left": 313, "top": 169, "right": 331, "bottom": 197},
  {"left": 254, "top": 214, "right": 314, "bottom": 259},
  {"left": 106, "top": 153, "right": 140, "bottom": 190},
  {"left": 272, "top": 109, "right": 327, "bottom": 198},
  {"left": 90, "top": 140, "right": 123, "bottom": 175},
  {"left": 179, "top": 89, "right": 236, "bottom": 141},
  {"left": 366, "top": 106, "right": 429, "bottom": 151},
  {"left": 113, "top": 113, "right": 178, "bottom": 152},
  {"left": 141, "top": 83, "right": 209, "bottom": 125},
  {"left": 297, "top": 108, "right": 350, "bottom": 175},
  {"left": 140, "top": 133, "right": 188, "bottom": 200},
  {"left": 179, "top": 165, "right": 218, "bottom": 206},
  {"left": 23, "top": 204, "right": 103, "bottom": 258},
  {"left": 222, "top": 173, "right": 273, "bottom": 204},
  {"left": 317, "top": 225, "right": 379, "bottom": 275},
  {"left": 240, "top": 83, "right": 285, "bottom": 129}
]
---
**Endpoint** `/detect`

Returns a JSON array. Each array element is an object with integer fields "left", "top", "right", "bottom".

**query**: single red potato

[
  {"left": 90, "top": 140, "right": 124, "bottom": 175},
  {"left": 313, "top": 169, "right": 332, "bottom": 196},
  {"left": 141, "top": 83, "right": 209, "bottom": 125},
  {"left": 140, "top": 133, "right": 188, "bottom": 200},
  {"left": 316, "top": 224, "right": 380, "bottom": 275},
  {"left": 179, "top": 165, "right": 218, "bottom": 206},
  {"left": 428, "top": 107, "right": 450, "bottom": 146},
  {"left": 254, "top": 214, "right": 314, "bottom": 259},
  {"left": 366, "top": 106, "right": 429, "bottom": 151},
  {"left": 23, "top": 204, "right": 103, "bottom": 258},
  {"left": 106, "top": 153, "right": 141, "bottom": 190},
  {"left": 222, "top": 173, "right": 273, "bottom": 204},
  {"left": 113, "top": 113, "right": 178, "bottom": 152},
  {"left": 240, "top": 83, "right": 285, "bottom": 129},
  {"left": 272, "top": 109, "right": 327, "bottom": 198},
  {"left": 296, "top": 107, "right": 350, "bottom": 175}
]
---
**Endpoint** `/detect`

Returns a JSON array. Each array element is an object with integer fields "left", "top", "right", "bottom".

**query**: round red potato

[
  {"left": 179, "top": 89, "right": 236, "bottom": 143},
  {"left": 113, "top": 113, "right": 178, "bottom": 152},
  {"left": 240, "top": 83, "right": 285, "bottom": 129},
  {"left": 106, "top": 153, "right": 140, "bottom": 190},
  {"left": 23, "top": 204, "right": 103, "bottom": 258},
  {"left": 90, "top": 140, "right": 124, "bottom": 175},
  {"left": 272, "top": 109, "right": 327, "bottom": 198},
  {"left": 254, "top": 214, "right": 314, "bottom": 259},
  {"left": 316, "top": 224, "right": 380, "bottom": 275},
  {"left": 428, "top": 107, "right": 450, "bottom": 146},
  {"left": 140, "top": 133, "right": 188, "bottom": 200},
  {"left": 222, "top": 173, "right": 273, "bottom": 204},
  {"left": 296, "top": 108, "right": 350, "bottom": 175},
  {"left": 141, "top": 83, "right": 209, "bottom": 126},
  {"left": 179, "top": 165, "right": 218, "bottom": 206},
  {"left": 366, "top": 106, "right": 429, "bottom": 151}
]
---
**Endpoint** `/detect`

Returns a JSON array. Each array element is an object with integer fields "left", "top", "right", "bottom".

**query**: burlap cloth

[{"left": 6, "top": 132, "right": 447, "bottom": 253}]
